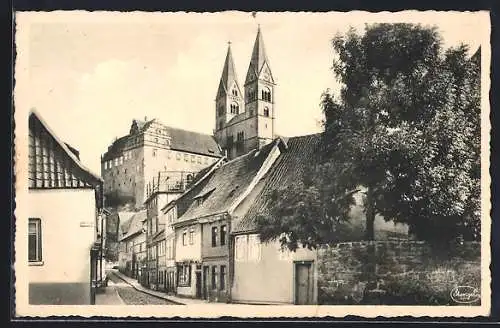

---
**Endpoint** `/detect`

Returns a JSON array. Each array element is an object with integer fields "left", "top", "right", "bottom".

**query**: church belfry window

[
  {"left": 232, "top": 89, "right": 238, "bottom": 97},
  {"left": 230, "top": 103, "right": 239, "bottom": 114},
  {"left": 262, "top": 87, "right": 272, "bottom": 102},
  {"left": 264, "top": 107, "right": 270, "bottom": 117}
]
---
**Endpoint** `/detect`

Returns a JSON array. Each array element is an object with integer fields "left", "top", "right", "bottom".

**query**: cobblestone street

[{"left": 106, "top": 272, "right": 178, "bottom": 305}]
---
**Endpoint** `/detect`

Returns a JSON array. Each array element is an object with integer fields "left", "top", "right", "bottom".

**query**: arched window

[
  {"left": 264, "top": 107, "right": 270, "bottom": 117},
  {"left": 232, "top": 89, "right": 238, "bottom": 97},
  {"left": 262, "top": 87, "right": 272, "bottom": 102}
]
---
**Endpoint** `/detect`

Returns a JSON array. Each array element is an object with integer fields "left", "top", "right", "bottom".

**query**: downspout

[{"left": 227, "top": 214, "right": 234, "bottom": 304}]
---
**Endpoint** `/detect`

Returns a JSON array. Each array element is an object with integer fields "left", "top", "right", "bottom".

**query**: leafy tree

[{"left": 256, "top": 23, "right": 481, "bottom": 250}]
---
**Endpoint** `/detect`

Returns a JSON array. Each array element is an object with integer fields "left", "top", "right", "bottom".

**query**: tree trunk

[{"left": 365, "top": 186, "right": 375, "bottom": 240}]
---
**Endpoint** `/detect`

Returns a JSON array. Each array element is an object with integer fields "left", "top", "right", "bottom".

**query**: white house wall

[{"left": 28, "top": 188, "right": 97, "bottom": 304}]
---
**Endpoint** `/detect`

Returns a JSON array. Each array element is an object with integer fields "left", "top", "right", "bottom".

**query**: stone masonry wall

[{"left": 317, "top": 241, "right": 481, "bottom": 305}]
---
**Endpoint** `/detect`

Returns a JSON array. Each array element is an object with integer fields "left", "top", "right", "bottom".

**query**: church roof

[
  {"left": 232, "top": 133, "right": 322, "bottom": 234},
  {"left": 245, "top": 26, "right": 272, "bottom": 85},
  {"left": 216, "top": 43, "right": 242, "bottom": 99}
]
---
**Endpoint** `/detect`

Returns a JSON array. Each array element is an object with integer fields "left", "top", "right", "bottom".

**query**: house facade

[
  {"left": 118, "top": 210, "right": 147, "bottom": 282},
  {"left": 230, "top": 134, "right": 409, "bottom": 305},
  {"left": 28, "top": 110, "right": 104, "bottom": 305},
  {"left": 143, "top": 171, "right": 188, "bottom": 290},
  {"left": 171, "top": 139, "right": 284, "bottom": 302},
  {"left": 101, "top": 118, "right": 223, "bottom": 209}
]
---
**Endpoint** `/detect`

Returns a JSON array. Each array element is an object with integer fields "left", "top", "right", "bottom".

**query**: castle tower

[{"left": 214, "top": 26, "right": 276, "bottom": 159}]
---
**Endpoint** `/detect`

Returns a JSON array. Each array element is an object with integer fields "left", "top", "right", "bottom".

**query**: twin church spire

[{"left": 214, "top": 26, "right": 276, "bottom": 160}]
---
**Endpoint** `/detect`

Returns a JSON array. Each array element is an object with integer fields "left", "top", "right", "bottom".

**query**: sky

[{"left": 17, "top": 11, "right": 488, "bottom": 174}]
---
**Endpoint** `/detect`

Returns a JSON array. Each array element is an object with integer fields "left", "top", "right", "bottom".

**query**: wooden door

[
  {"left": 295, "top": 262, "right": 312, "bottom": 305},
  {"left": 202, "top": 266, "right": 209, "bottom": 300},
  {"left": 195, "top": 272, "right": 202, "bottom": 298}
]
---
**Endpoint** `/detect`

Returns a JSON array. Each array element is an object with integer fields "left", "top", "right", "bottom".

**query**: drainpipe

[{"left": 227, "top": 214, "right": 233, "bottom": 304}]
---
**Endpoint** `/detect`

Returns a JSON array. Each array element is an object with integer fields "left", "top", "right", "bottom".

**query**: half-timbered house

[{"left": 28, "top": 110, "right": 104, "bottom": 305}]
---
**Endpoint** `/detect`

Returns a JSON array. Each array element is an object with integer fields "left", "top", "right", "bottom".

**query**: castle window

[
  {"left": 264, "top": 107, "right": 270, "bottom": 117},
  {"left": 186, "top": 174, "right": 193, "bottom": 185}
]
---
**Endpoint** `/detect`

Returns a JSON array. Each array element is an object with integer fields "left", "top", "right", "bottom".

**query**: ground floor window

[
  {"left": 28, "top": 218, "right": 42, "bottom": 262},
  {"left": 177, "top": 264, "right": 191, "bottom": 286}
]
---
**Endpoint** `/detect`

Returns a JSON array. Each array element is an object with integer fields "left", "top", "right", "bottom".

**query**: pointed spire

[
  {"left": 245, "top": 25, "right": 272, "bottom": 84},
  {"left": 216, "top": 41, "right": 241, "bottom": 99}
]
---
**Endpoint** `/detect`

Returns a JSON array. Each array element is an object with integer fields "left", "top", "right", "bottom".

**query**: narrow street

[{"left": 98, "top": 271, "right": 179, "bottom": 305}]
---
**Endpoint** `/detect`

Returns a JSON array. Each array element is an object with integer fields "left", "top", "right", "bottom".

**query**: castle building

[
  {"left": 214, "top": 26, "right": 276, "bottom": 159},
  {"left": 101, "top": 118, "right": 223, "bottom": 209}
]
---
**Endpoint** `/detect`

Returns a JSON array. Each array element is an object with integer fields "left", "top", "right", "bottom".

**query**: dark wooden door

[
  {"left": 195, "top": 272, "right": 202, "bottom": 298},
  {"left": 202, "top": 266, "right": 209, "bottom": 300},
  {"left": 295, "top": 262, "right": 312, "bottom": 305}
]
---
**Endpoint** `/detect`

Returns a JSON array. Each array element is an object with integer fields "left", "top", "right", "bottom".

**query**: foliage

[{"left": 256, "top": 23, "right": 481, "bottom": 251}]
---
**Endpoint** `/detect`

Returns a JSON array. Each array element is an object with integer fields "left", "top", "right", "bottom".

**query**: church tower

[
  {"left": 214, "top": 26, "right": 275, "bottom": 159},
  {"left": 243, "top": 25, "right": 276, "bottom": 151},
  {"left": 214, "top": 42, "right": 244, "bottom": 158}
]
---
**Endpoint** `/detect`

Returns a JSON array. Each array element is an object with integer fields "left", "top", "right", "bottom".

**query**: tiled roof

[
  {"left": 152, "top": 229, "right": 166, "bottom": 243},
  {"left": 120, "top": 210, "right": 147, "bottom": 241},
  {"left": 165, "top": 126, "right": 222, "bottom": 157},
  {"left": 30, "top": 110, "right": 102, "bottom": 183},
  {"left": 176, "top": 141, "right": 278, "bottom": 224},
  {"left": 232, "top": 134, "right": 322, "bottom": 234},
  {"left": 161, "top": 157, "right": 226, "bottom": 213},
  {"left": 102, "top": 120, "right": 222, "bottom": 161},
  {"left": 117, "top": 212, "right": 135, "bottom": 233}
]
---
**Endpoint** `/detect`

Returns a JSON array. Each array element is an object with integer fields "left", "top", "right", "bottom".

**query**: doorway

[
  {"left": 202, "top": 266, "right": 209, "bottom": 300},
  {"left": 195, "top": 271, "right": 202, "bottom": 298},
  {"left": 295, "top": 261, "right": 313, "bottom": 305}
]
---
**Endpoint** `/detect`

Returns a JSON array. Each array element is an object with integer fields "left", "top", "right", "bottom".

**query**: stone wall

[{"left": 317, "top": 240, "right": 481, "bottom": 305}]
